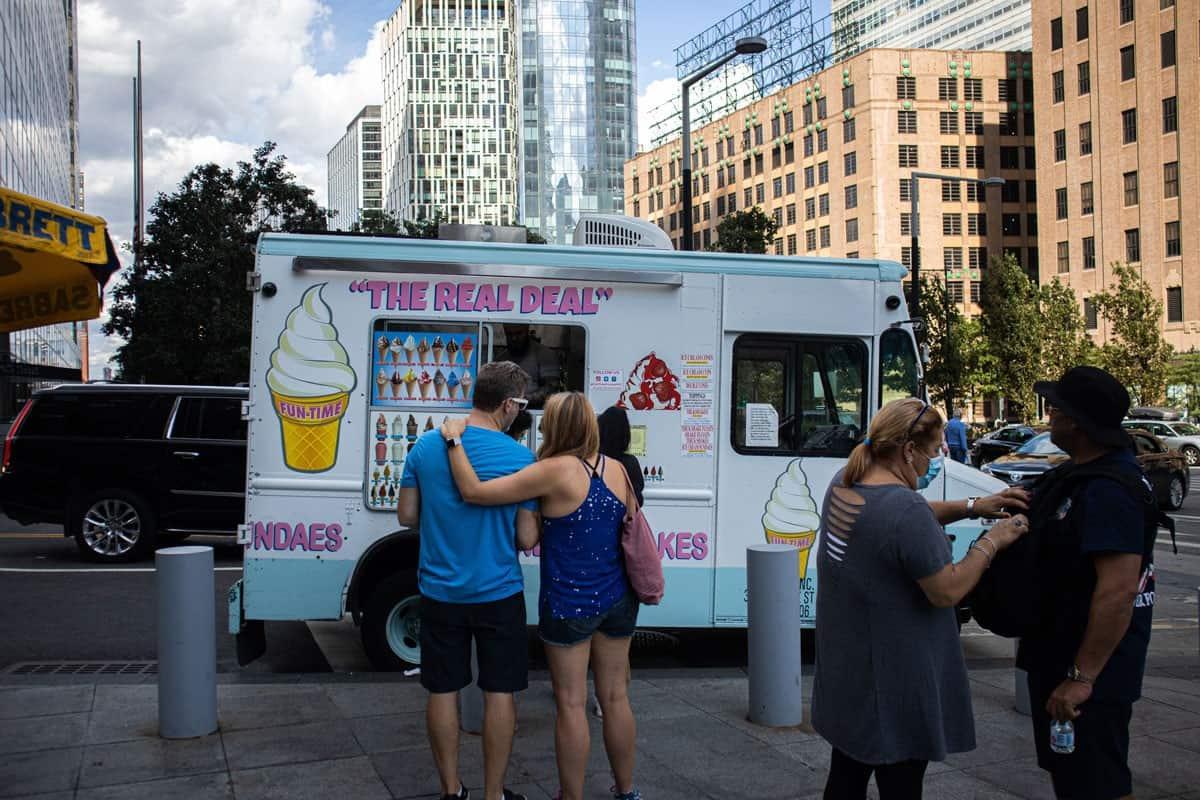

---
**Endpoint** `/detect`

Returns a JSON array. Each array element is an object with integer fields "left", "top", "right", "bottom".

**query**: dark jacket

[{"left": 598, "top": 406, "right": 644, "bottom": 507}]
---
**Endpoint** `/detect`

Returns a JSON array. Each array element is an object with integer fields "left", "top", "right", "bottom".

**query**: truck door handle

[{"left": 173, "top": 451, "right": 200, "bottom": 460}]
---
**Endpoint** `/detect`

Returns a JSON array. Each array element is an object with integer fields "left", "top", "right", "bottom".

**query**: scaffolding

[{"left": 646, "top": 1, "right": 853, "bottom": 149}]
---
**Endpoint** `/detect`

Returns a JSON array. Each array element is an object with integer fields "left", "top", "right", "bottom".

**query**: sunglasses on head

[
  {"left": 508, "top": 397, "right": 529, "bottom": 410},
  {"left": 905, "top": 401, "right": 930, "bottom": 441}
]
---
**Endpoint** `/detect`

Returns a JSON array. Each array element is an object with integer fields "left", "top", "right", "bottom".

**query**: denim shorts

[{"left": 539, "top": 590, "right": 640, "bottom": 647}]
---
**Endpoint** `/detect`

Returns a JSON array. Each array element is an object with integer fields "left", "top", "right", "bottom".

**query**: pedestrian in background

[
  {"left": 441, "top": 392, "right": 643, "bottom": 800},
  {"left": 1019, "top": 367, "right": 1155, "bottom": 800},
  {"left": 813, "top": 397, "right": 1029, "bottom": 799},
  {"left": 598, "top": 406, "right": 644, "bottom": 507},
  {"left": 946, "top": 408, "right": 969, "bottom": 464}
]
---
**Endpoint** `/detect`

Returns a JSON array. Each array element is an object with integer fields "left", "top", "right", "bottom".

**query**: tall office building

[
  {"left": 1033, "top": 0, "right": 1199, "bottom": 351},
  {"left": 380, "top": 0, "right": 521, "bottom": 226},
  {"left": 327, "top": 106, "right": 382, "bottom": 231},
  {"left": 520, "top": 0, "right": 637, "bottom": 243},
  {"left": 833, "top": 0, "right": 1033, "bottom": 58},
  {"left": 626, "top": 49, "right": 1040, "bottom": 319},
  {"left": 0, "top": 0, "right": 84, "bottom": 413}
]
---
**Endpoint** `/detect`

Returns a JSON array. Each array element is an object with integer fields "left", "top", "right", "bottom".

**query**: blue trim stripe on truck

[{"left": 257, "top": 233, "right": 907, "bottom": 283}]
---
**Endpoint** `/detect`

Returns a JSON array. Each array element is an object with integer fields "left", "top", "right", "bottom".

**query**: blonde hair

[
  {"left": 843, "top": 397, "right": 945, "bottom": 487},
  {"left": 537, "top": 392, "right": 600, "bottom": 461}
]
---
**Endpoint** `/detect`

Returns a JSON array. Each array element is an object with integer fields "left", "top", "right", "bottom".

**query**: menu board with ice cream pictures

[{"left": 370, "top": 323, "right": 478, "bottom": 408}]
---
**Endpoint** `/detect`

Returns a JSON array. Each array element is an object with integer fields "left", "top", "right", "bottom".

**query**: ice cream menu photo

[{"left": 370, "top": 329, "right": 476, "bottom": 408}]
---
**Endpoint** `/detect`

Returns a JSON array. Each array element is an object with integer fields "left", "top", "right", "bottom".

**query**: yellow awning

[{"left": 0, "top": 186, "right": 120, "bottom": 334}]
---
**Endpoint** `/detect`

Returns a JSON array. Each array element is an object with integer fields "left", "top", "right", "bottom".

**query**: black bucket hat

[{"left": 1034, "top": 366, "right": 1131, "bottom": 449}]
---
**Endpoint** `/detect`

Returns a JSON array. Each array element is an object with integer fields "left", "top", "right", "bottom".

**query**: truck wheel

[
  {"left": 72, "top": 490, "right": 156, "bottom": 563},
  {"left": 362, "top": 570, "right": 421, "bottom": 671}
]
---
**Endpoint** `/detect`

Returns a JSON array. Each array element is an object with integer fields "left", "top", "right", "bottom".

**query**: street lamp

[
  {"left": 680, "top": 36, "right": 768, "bottom": 251},
  {"left": 908, "top": 172, "right": 1004, "bottom": 412}
]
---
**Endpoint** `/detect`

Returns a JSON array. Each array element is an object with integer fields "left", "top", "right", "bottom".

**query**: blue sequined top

[{"left": 540, "top": 456, "right": 629, "bottom": 619}]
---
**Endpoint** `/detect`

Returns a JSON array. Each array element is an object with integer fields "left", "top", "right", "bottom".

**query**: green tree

[
  {"left": 915, "top": 277, "right": 969, "bottom": 415},
  {"left": 708, "top": 207, "right": 779, "bottom": 254},
  {"left": 350, "top": 208, "right": 403, "bottom": 234},
  {"left": 958, "top": 316, "right": 1001, "bottom": 409},
  {"left": 525, "top": 229, "right": 548, "bottom": 244},
  {"left": 1039, "top": 278, "right": 1096, "bottom": 380},
  {"left": 1091, "top": 262, "right": 1174, "bottom": 405},
  {"left": 401, "top": 210, "right": 446, "bottom": 239},
  {"left": 978, "top": 252, "right": 1043, "bottom": 421},
  {"left": 1167, "top": 351, "right": 1200, "bottom": 414},
  {"left": 105, "top": 142, "right": 326, "bottom": 384}
]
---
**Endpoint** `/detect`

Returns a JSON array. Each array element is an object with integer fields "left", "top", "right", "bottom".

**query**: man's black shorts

[
  {"left": 1028, "top": 671, "right": 1133, "bottom": 800},
  {"left": 420, "top": 591, "right": 528, "bottom": 694}
]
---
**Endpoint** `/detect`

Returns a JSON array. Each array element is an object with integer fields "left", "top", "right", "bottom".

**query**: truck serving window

[
  {"left": 732, "top": 336, "right": 866, "bottom": 457},
  {"left": 879, "top": 328, "right": 920, "bottom": 406},
  {"left": 488, "top": 323, "right": 586, "bottom": 410}
]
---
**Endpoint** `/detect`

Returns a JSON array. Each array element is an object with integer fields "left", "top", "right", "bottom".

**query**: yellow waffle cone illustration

[
  {"left": 763, "top": 458, "right": 822, "bottom": 581},
  {"left": 764, "top": 528, "right": 817, "bottom": 579},
  {"left": 272, "top": 391, "right": 350, "bottom": 472}
]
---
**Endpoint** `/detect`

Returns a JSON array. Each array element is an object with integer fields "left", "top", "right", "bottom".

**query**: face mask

[{"left": 916, "top": 454, "right": 944, "bottom": 490}]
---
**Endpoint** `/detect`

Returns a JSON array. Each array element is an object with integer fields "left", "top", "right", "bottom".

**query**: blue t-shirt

[
  {"left": 945, "top": 418, "right": 969, "bottom": 451},
  {"left": 401, "top": 427, "right": 535, "bottom": 604}
]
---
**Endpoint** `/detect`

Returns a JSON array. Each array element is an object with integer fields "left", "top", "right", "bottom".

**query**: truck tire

[
  {"left": 361, "top": 570, "right": 422, "bottom": 671},
  {"left": 71, "top": 489, "right": 156, "bottom": 563}
]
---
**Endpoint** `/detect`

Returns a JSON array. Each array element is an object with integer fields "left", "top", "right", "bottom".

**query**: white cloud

[
  {"left": 651, "top": 58, "right": 666, "bottom": 69},
  {"left": 77, "top": 0, "right": 386, "bottom": 374},
  {"left": 636, "top": 77, "right": 680, "bottom": 153}
]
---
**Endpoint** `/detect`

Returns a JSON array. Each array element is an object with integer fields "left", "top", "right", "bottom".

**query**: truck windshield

[{"left": 880, "top": 328, "right": 920, "bottom": 405}]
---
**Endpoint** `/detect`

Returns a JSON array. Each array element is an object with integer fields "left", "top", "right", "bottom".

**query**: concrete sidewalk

[{"left": 2, "top": 668, "right": 1200, "bottom": 800}]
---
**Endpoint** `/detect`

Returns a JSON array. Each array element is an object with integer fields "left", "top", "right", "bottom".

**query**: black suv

[{"left": 0, "top": 384, "right": 248, "bottom": 562}]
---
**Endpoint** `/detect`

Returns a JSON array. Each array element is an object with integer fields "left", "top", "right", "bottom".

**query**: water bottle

[{"left": 1050, "top": 720, "right": 1075, "bottom": 754}]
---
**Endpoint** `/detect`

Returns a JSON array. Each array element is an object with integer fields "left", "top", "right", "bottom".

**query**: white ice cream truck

[{"left": 229, "top": 221, "right": 1004, "bottom": 669}]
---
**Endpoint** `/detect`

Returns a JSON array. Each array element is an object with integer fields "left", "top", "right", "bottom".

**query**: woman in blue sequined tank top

[{"left": 441, "top": 393, "right": 644, "bottom": 800}]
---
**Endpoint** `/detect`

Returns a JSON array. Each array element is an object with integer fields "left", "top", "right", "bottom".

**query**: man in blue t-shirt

[
  {"left": 945, "top": 409, "right": 969, "bottom": 463},
  {"left": 1019, "top": 366, "right": 1154, "bottom": 800},
  {"left": 398, "top": 361, "right": 538, "bottom": 800}
]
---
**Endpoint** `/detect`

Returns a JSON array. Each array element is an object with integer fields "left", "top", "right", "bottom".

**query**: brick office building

[
  {"left": 624, "top": 48, "right": 1040, "bottom": 317},
  {"left": 1032, "top": 0, "right": 1199, "bottom": 350}
]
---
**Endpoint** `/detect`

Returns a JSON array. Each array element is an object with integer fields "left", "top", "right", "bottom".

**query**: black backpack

[{"left": 966, "top": 460, "right": 1175, "bottom": 639}]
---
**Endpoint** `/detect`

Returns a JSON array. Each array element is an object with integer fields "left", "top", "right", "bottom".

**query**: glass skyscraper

[
  {"left": 327, "top": 106, "right": 382, "bottom": 231},
  {"left": 0, "top": 0, "right": 84, "bottom": 414},
  {"left": 832, "top": 0, "right": 1032, "bottom": 57}
]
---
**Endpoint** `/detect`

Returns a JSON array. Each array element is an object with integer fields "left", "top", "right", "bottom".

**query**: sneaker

[
  {"left": 440, "top": 785, "right": 469, "bottom": 800},
  {"left": 501, "top": 791, "right": 528, "bottom": 800},
  {"left": 611, "top": 787, "right": 642, "bottom": 800}
]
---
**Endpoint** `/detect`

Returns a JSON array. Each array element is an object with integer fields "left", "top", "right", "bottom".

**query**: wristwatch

[
  {"left": 1067, "top": 664, "right": 1093, "bottom": 684},
  {"left": 447, "top": 436, "right": 462, "bottom": 449},
  {"left": 966, "top": 497, "right": 980, "bottom": 519}
]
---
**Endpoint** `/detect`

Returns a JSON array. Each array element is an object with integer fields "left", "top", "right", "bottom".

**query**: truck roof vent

[{"left": 572, "top": 214, "right": 674, "bottom": 251}]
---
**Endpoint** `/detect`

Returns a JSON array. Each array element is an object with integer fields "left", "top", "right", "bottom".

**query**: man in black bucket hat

[{"left": 1018, "top": 366, "right": 1155, "bottom": 800}]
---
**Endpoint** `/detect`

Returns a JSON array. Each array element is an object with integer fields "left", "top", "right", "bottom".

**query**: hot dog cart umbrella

[{"left": 0, "top": 186, "right": 120, "bottom": 334}]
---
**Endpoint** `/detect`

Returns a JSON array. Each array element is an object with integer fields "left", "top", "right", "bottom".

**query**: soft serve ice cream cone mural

[
  {"left": 762, "top": 459, "right": 822, "bottom": 579},
  {"left": 267, "top": 284, "right": 358, "bottom": 473}
]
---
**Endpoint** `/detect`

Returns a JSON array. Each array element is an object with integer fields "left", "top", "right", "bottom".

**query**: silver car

[{"left": 1122, "top": 419, "right": 1200, "bottom": 466}]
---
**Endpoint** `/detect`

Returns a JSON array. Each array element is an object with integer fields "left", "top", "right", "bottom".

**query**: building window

[
  {"left": 1001, "top": 112, "right": 1019, "bottom": 136},
  {"left": 1167, "top": 287, "right": 1183, "bottom": 322},
  {"left": 900, "top": 178, "right": 911, "bottom": 202},
  {"left": 939, "top": 78, "right": 958, "bottom": 100},
  {"left": 704, "top": 201, "right": 712, "bottom": 221},
  {"left": 844, "top": 117, "right": 857, "bottom": 143},
  {"left": 772, "top": 207, "right": 782, "bottom": 227},
  {"left": 774, "top": 238, "right": 783, "bottom": 255},
  {"left": 1078, "top": 61, "right": 1090, "bottom": 95},
  {"left": 1076, "top": 5, "right": 1089, "bottom": 39},
  {"left": 1052, "top": 71, "right": 1064, "bottom": 103},
  {"left": 802, "top": 166, "right": 813, "bottom": 188},
  {"left": 964, "top": 78, "right": 983, "bottom": 101},
  {"left": 1055, "top": 187, "right": 1069, "bottom": 219},
  {"left": 1123, "top": 171, "right": 1139, "bottom": 206},
  {"left": 756, "top": 183, "right": 765, "bottom": 203},
  {"left": 819, "top": 193, "right": 830, "bottom": 216},
  {"left": 784, "top": 234, "right": 796, "bottom": 255},
  {"left": 784, "top": 111, "right": 794, "bottom": 133},
  {"left": 1120, "top": 0, "right": 1134, "bottom": 24},
  {"left": 1085, "top": 298, "right": 1098, "bottom": 329},
  {"left": 754, "top": 124, "right": 764, "bottom": 145},
  {"left": 1081, "top": 181, "right": 1094, "bottom": 215},
  {"left": 942, "top": 181, "right": 961, "bottom": 202},
  {"left": 745, "top": 187, "right": 754, "bottom": 207},
  {"left": 818, "top": 162, "right": 829, "bottom": 184},
  {"left": 1166, "top": 222, "right": 1182, "bottom": 257},
  {"left": 803, "top": 103, "right": 814, "bottom": 126},
  {"left": 1003, "top": 214, "right": 1021, "bottom": 236},
  {"left": 998, "top": 78, "right": 1016, "bottom": 101},
  {"left": 1162, "top": 30, "right": 1176, "bottom": 68},
  {"left": 1053, "top": 130, "right": 1067, "bottom": 162},
  {"left": 1125, "top": 228, "right": 1141, "bottom": 262},
  {"left": 901, "top": 247, "right": 914, "bottom": 268},
  {"left": 806, "top": 229, "right": 816, "bottom": 251},
  {"left": 967, "top": 183, "right": 986, "bottom": 202},
  {"left": 935, "top": 146, "right": 957, "bottom": 169},
  {"left": 969, "top": 247, "right": 989, "bottom": 269},
  {"left": 1163, "top": 97, "right": 1177, "bottom": 133},
  {"left": 845, "top": 185, "right": 858, "bottom": 209},
  {"left": 1080, "top": 122, "right": 1093, "bottom": 155},
  {"left": 1082, "top": 236, "right": 1095, "bottom": 270},
  {"left": 944, "top": 247, "right": 964, "bottom": 269},
  {"left": 818, "top": 129, "right": 828, "bottom": 153},
  {"left": 968, "top": 213, "right": 988, "bottom": 235},
  {"left": 898, "top": 110, "right": 918, "bottom": 134},
  {"left": 846, "top": 218, "right": 859, "bottom": 242},
  {"left": 897, "top": 76, "right": 916, "bottom": 100},
  {"left": 1026, "top": 179, "right": 1038, "bottom": 201},
  {"left": 1164, "top": 161, "right": 1179, "bottom": 198},
  {"left": 1120, "top": 46, "right": 1136, "bottom": 81},
  {"left": 817, "top": 98, "right": 828, "bottom": 120},
  {"left": 786, "top": 203, "right": 796, "bottom": 225},
  {"left": 843, "top": 84, "right": 855, "bottom": 108},
  {"left": 786, "top": 172, "right": 796, "bottom": 193},
  {"left": 943, "top": 214, "right": 962, "bottom": 235},
  {"left": 717, "top": 196, "right": 726, "bottom": 216},
  {"left": 805, "top": 197, "right": 816, "bottom": 220},
  {"left": 820, "top": 225, "right": 831, "bottom": 248},
  {"left": 844, "top": 152, "right": 857, "bottom": 176},
  {"left": 939, "top": 112, "right": 959, "bottom": 134},
  {"left": 1051, "top": 16, "right": 1063, "bottom": 50},
  {"left": 898, "top": 144, "right": 919, "bottom": 168},
  {"left": 900, "top": 212, "right": 912, "bottom": 237},
  {"left": 804, "top": 134, "right": 814, "bottom": 157},
  {"left": 1028, "top": 213, "right": 1039, "bottom": 236},
  {"left": 773, "top": 177, "right": 783, "bottom": 198},
  {"left": 965, "top": 111, "right": 984, "bottom": 134},
  {"left": 1001, "top": 147, "right": 1020, "bottom": 169},
  {"left": 966, "top": 146, "right": 985, "bottom": 168},
  {"left": 633, "top": 200, "right": 640, "bottom": 217},
  {"left": 1122, "top": 109, "right": 1137, "bottom": 144},
  {"left": 1002, "top": 181, "right": 1020, "bottom": 202},
  {"left": 1057, "top": 241, "right": 1070, "bottom": 273}
]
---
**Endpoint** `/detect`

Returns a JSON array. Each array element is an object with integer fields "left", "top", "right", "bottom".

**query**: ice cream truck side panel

[{"left": 233, "top": 233, "right": 1003, "bottom": 668}]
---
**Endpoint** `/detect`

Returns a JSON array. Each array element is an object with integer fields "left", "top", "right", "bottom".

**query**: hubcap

[
  {"left": 384, "top": 595, "right": 422, "bottom": 664},
  {"left": 1171, "top": 478, "right": 1185, "bottom": 507},
  {"left": 1187, "top": 449, "right": 1199, "bottom": 466},
  {"left": 81, "top": 499, "right": 141, "bottom": 557}
]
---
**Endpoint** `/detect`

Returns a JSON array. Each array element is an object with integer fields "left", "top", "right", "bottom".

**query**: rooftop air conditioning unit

[{"left": 572, "top": 214, "right": 674, "bottom": 251}]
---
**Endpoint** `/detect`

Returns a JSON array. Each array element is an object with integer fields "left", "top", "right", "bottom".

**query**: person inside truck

[
  {"left": 440, "top": 392, "right": 644, "bottom": 800},
  {"left": 496, "top": 324, "right": 563, "bottom": 407}
]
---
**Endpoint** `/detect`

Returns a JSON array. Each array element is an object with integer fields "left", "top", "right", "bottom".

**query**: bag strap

[{"left": 616, "top": 462, "right": 640, "bottom": 519}]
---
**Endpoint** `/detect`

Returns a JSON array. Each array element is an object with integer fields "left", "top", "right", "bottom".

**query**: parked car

[
  {"left": 1121, "top": 419, "right": 1200, "bottom": 466},
  {"left": 981, "top": 431, "right": 1188, "bottom": 510},
  {"left": 0, "top": 384, "right": 248, "bottom": 562},
  {"left": 969, "top": 424, "right": 1040, "bottom": 467}
]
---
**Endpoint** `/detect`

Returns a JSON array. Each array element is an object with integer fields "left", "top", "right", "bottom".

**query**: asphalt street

[{"left": 1, "top": 472, "right": 1198, "bottom": 676}]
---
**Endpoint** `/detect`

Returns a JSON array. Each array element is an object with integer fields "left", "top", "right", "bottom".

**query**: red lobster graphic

[{"left": 617, "top": 352, "right": 681, "bottom": 411}]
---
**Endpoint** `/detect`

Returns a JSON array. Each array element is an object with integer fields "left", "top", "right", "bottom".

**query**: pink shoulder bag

[{"left": 618, "top": 466, "right": 664, "bottom": 605}]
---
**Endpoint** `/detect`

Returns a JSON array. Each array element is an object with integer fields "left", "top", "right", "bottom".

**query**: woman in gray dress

[{"left": 812, "top": 398, "right": 1029, "bottom": 799}]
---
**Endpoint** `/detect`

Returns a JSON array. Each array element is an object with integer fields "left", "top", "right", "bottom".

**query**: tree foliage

[
  {"left": 1167, "top": 352, "right": 1200, "bottom": 414},
  {"left": 105, "top": 142, "right": 326, "bottom": 384},
  {"left": 915, "top": 277, "right": 969, "bottom": 415},
  {"left": 350, "top": 208, "right": 403, "bottom": 235},
  {"left": 708, "top": 207, "right": 779, "bottom": 254},
  {"left": 978, "top": 252, "right": 1043, "bottom": 421},
  {"left": 1092, "top": 262, "right": 1174, "bottom": 405},
  {"left": 1039, "top": 278, "right": 1096, "bottom": 380}
]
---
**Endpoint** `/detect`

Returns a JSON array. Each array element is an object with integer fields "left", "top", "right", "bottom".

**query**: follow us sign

[{"left": 590, "top": 369, "right": 624, "bottom": 389}]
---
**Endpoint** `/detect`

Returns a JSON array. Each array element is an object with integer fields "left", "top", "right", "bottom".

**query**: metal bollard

[
  {"left": 459, "top": 639, "right": 484, "bottom": 734},
  {"left": 156, "top": 546, "right": 218, "bottom": 738},
  {"left": 747, "top": 544, "right": 804, "bottom": 727}
]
